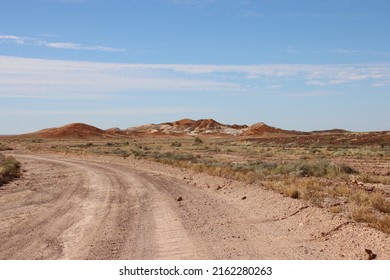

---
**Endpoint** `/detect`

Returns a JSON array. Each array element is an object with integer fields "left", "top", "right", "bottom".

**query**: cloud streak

[
  {"left": 1, "top": 56, "right": 390, "bottom": 100},
  {"left": 0, "top": 35, "right": 25, "bottom": 44},
  {"left": 43, "top": 41, "right": 124, "bottom": 52},
  {"left": 0, "top": 106, "right": 217, "bottom": 117},
  {"left": 0, "top": 56, "right": 240, "bottom": 99},
  {"left": 0, "top": 34, "right": 124, "bottom": 53}
]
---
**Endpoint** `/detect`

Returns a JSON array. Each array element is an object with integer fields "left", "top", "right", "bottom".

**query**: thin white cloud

[
  {"left": 306, "top": 81, "right": 327, "bottom": 86},
  {"left": 44, "top": 41, "right": 124, "bottom": 52},
  {"left": 333, "top": 49, "right": 390, "bottom": 57},
  {"left": 371, "top": 80, "right": 390, "bottom": 87},
  {"left": 1, "top": 56, "right": 390, "bottom": 100},
  {"left": 279, "top": 12, "right": 372, "bottom": 20},
  {"left": 281, "top": 91, "right": 337, "bottom": 97},
  {"left": 164, "top": 0, "right": 215, "bottom": 6},
  {"left": 286, "top": 46, "right": 301, "bottom": 54},
  {"left": 0, "top": 106, "right": 217, "bottom": 117},
  {"left": 0, "top": 35, "right": 25, "bottom": 44},
  {"left": 267, "top": 84, "right": 283, "bottom": 89},
  {"left": 38, "top": 33, "right": 61, "bottom": 38},
  {"left": 44, "top": 42, "right": 83, "bottom": 49},
  {"left": 0, "top": 34, "right": 124, "bottom": 53},
  {"left": 41, "top": 0, "right": 89, "bottom": 3},
  {"left": 333, "top": 49, "right": 360, "bottom": 55},
  {"left": 163, "top": 63, "right": 390, "bottom": 85},
  {"left": 0, "top": 56, "right": 241, "bottom": 99}
]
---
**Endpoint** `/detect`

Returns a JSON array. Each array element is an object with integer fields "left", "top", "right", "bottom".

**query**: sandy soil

[{"left": 0, "top": 152, "right": 389, "bottom": 260}]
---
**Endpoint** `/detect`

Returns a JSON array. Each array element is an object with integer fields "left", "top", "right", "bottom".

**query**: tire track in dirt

[
  {"left": 1, "top": 154, "right": 202, "bottom": 259},
  {"left": 86, "top": 164, "right": 201, "bottom": 260}
]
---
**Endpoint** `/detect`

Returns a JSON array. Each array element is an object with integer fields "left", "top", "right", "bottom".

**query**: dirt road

[{"left": 0, "top": 153, "right": 389, "bottom": 259}]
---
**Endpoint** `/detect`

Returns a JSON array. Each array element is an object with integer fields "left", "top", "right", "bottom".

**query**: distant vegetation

[{"left": 0, "top": 154, "right": 21, "bottom": 186}]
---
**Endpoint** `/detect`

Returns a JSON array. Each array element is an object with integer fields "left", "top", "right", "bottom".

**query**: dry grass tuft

[
  {"left": 351, "top": 206, "right": 376, "bottom": 223},
  {"left": 370, "top": 193, "right": 390, "bottom": 214},
  {"left": 289, "top": 189, "right": 300, "bottom": 199},
  {"left": 274, "top": 159, "right": 358, "bottom": 178},
  {"left": 351, "top": 203, "right": 390, "bottom": 234},
  {"left": 376, "top": 215, "right": 390, "bottom": 234},
  {"left": 0, "top": 154, "right": 21, "bottom": 186},
  {"left": 0, "top": 143, "right": 13, "bottom": 151}
]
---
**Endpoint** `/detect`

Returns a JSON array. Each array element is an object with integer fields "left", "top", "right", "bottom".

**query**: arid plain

[{"left": 1, "top": 119, "right": 389, "bottom": 259}]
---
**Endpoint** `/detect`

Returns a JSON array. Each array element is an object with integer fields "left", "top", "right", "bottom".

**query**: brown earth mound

[
  {"left": 169, "top": 119, "right": 247, "bottom": 133},
  {"left": 32, "top": 123, "right": 114, "bottom": 139},
  {"left": 167, "top": 118, "right": 224, "bottom": 130},
  {"left": 172, "top": 118, "right": 196, "bottom": 127},
  {"left": 105, "top": 127, "right": 129, "bottom": 136},
  {"left": 231, "top": 124, "right": 248, "bottom": 129},
  {"left": 243, "top": 122, "right": 295, "bottom": 136},
  {"left": 190, "top": 119, "right": 224, "bottom": 130}
]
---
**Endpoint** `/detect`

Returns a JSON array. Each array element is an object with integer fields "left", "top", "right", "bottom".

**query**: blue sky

[{"left": 1, "top": 0, "right": 390, "bottom": 134}]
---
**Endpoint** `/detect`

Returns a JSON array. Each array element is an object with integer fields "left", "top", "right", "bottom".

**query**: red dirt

[
  {"left": 168, "top": 118, "right": 224, "bottom": 130},
  {"left": 29, "top": 123, "right": 115, "bottom": 139},
  {"left": 172, "top": 118, "right": 196, "bottom": 127},
  {"left": 243, "top": 122, "right": 295, "bottom": 136}
]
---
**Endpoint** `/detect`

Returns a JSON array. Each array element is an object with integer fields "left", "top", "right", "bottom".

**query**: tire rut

[{"left": 3, "top": 154, "right": 202, "bottom": 259}]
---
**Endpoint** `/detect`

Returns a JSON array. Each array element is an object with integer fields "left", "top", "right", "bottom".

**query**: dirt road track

[{"left": 0, "top": 153, "right": 389, "bottom": 259}]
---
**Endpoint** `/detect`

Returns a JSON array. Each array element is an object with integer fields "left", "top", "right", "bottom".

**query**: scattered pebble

[{"left": 365, "top": 249, "right": 377, "bottom": 260}]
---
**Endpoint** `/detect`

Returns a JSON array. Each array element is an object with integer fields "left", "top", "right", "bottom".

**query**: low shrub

[
  {"left": 0, "top": 143, "right": 13, "bottom": 151},
  {"left": 376, "top": 215, "right": 390, "bottom": 234},
  {"left": 274, "top": 159, "right": 358, "bottom": 178},
  {"left": 0, "top": 155, "right": 21, "bottom": 186},
  {"left": 351, "top": 206, "right": 375, "bottom": 223},
  {"left": 370, "top": 193, "right": 390, "bottom": 214}
]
